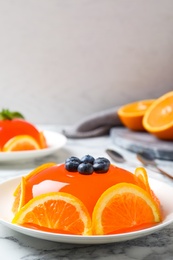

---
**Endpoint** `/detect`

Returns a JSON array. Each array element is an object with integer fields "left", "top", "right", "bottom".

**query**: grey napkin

[{"left": 62, "top": 107, "right": 123, "bottom": 138}]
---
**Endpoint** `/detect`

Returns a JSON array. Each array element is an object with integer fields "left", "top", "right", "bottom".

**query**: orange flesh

[
  {"left": 101, "top": 193, "right": 155, "bottom": 235},
  {"left": 21, "top": 198, "right": 87, "bottom": 235},
  {"left": 123, "top": 102, "right": 150, "bottom": 114},
  {"left": 25, "top": 164, "right": 142, "bottom": 217},
  {"left": 119, "top": 100, "right": 154, "bottom": 116},
  {"left": 118, "top": 100, "right": 154, "bottom": 131},
  {"left": 147, "top": 97, "right": 173, "bottom": 127},
  {"left": 0, "top": 119, "right": 46, "bottom": 149}
]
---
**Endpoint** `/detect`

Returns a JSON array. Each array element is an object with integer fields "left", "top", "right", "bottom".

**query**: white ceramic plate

[
  {"left": 0, "top": 176, "right": 173, "bottom": 244},
  {"left": 0, "top": 131, "right": 67, "bottom": 162}
]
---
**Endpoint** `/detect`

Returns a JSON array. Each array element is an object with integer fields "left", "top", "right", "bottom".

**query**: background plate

[{"left": 0, "top": 131, "right": 67, "bottom": 162}]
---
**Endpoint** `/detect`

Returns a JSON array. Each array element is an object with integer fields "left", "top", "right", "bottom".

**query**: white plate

[
  {"left": 0, "top": 176, "right": 173, "bottom": 244},
  {"left": 0, "top": 131, "right": 67, "bottom": 162}
]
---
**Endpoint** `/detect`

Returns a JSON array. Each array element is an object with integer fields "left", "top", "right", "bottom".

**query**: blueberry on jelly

[
  {"left": 78, "top": 163, "right": 93, "bottom": 175},
  {"left": 65, "top": 156, "right": 81, "bottom": 164},
  {"left": 93, "top": 162, "right": 109, "bottom": 173},
  {"left": 80, "top": 155, "right": 95, "bottom": 164},
  {"left": 93, "top": 157, "right": 110, "bottom": 173},
  {"left": 94, "top": 157, "right": 110, "bottom": 165},
  {"left": 65, "top": 156, "right": 81, "bottom": 172},
  {"left": 65, "top": 155, "right": 110, "bottom": 174}
]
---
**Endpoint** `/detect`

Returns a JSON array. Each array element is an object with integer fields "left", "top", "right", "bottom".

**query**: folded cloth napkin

[{"left": 62, "top": 107, "right": 123, "bottom": 138}]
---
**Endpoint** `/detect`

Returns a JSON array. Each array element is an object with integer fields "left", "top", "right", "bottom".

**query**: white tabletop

[{"left": 0, "top": 125, "right": 173, "bottom": 260}]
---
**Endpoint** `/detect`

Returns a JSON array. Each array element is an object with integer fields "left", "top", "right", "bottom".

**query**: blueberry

[
  {"left": 65, "top": 156, "right": 81, "bottom": 164},
  {"left": 80, "top": 155, "right": 95, "bottom": 164},
  {"left": 93, "top": 157, "right": 110, "bottom": 173},
  {"left": 78, "top": 163, "right": 93, "bottom": 175},
  {"left": 94, "top": 157, "right": 110, "bottom": 165},
  {"left": 65, "top": 156, "right": 81, "bottom": 172},
  {"left": 93, "top": 162, "right": 109, "bottom": 173}
]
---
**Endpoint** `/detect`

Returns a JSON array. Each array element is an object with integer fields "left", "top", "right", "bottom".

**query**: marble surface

[{"left": 0, "top": 125, "right": 173, "bottom": 260}]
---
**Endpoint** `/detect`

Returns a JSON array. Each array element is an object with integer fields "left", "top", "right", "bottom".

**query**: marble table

[{"left": 0, "top": 125, "right": 173, "bottom": 260}]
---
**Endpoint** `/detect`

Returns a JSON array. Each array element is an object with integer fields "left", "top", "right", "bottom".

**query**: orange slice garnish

[
  {"left": 135, "top": 167, "right": 161, "bottom": 209},
  {"left": 134, "top": 167, "right": 151, "bottom": 194},
  {"left": 12, "top": 192, "right": 92, "bottom": 235},
  {"left": 12, "top": 177, "right": 25, "bottom": 214},
  {"left": 92, "top": 183, "right": 162, "bottom": 235},
  {"left": 2, "top": 135, "right": 40, "bottom": 152}
]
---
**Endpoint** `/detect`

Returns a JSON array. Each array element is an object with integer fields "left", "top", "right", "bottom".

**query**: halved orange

[
  {"left": 143, "top": 91, "right": 173, "bottom": 140},
  {"left": 2, "top": 135, "right": 41, "bottom": 152},
  {"left": 12, "top": 192, "right": 92, "bottom": 235},
  {"left": 118, "top": 100, "right": 154, "bottom": 131},
  {"left": 92, "top": 183, "right": 161, "bottom": 235},
  {"left": 12, "top": 162, "right": 56, "bottom": 214}
]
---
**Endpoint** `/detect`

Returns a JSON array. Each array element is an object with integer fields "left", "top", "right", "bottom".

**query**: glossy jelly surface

[
  {"left": 0, "top": 119, "right": 41, "bottom": 148},
  {"left": 25, "top": 164, "right": 140, "bottom": 216}
]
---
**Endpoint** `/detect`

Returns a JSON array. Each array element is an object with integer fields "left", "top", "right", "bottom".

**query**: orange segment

[
  {"left": 12, "top": 192, "right": 92, "bottom": 235},
  {"left": 143, "top": 91, "right": 173, "bottom": 140},
  {"left": 12, "top": 162, "right": 56, "bottom": 214},
  {"left": 2, "top": 135, "right": 41, "bottom": 152},
  {"left": 118, "top": 100, "right": 154, "bottom": 131},
  {"left": 92, "top": 183, "right": 161, "bottom": 235}
]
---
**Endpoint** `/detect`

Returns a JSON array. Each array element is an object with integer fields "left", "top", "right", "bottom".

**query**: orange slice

[
  {"left": 143, "top": 91, "right": 173, "bottom": 140},
  {"left": 92, "top": 183, "right": 161, "bottom": 235},
  {"left": 12, "top": 177, "right": 26, "bottom": 214},
  {"left": 2, "top": 135, "right": 41, "bottom": 152},
  {"left": 134, "top": 167, "right": 160, "bottom": 209},
  {"left": 118, "top": 100, "right": 154, "bottom": 131},
  {"left": 12, "top": 162, "right": 56, "bottom": 214},
  {"left": 134, "top": 167, "right": 151, "bottom": 194},
  {"left": 12, "top": 192, "right": 92, "bottom": 235}
]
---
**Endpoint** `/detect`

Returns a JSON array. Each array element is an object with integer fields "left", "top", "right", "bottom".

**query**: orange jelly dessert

[
  {"left": 12, "top": 155, "right": 162, "bottom": 235},
  {"left": 0, "top": 109, "right": 47, "bottom": 151}
]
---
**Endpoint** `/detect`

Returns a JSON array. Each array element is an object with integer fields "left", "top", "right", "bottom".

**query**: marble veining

[{"left": 0, "top": 125, "right": 173, "bottom": 260}]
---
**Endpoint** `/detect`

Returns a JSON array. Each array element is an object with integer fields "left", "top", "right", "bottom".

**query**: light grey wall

[{"left": 0, "top": 0, "right": 172, "bottom": 124}]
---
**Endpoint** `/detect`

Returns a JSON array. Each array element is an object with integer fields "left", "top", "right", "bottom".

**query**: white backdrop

[{"left": 0, "top": 0, "right": 172, "bottom": 124}]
